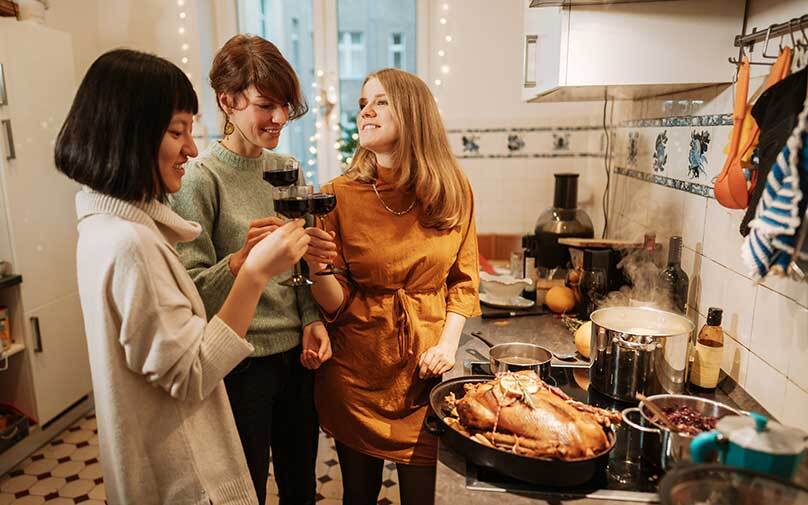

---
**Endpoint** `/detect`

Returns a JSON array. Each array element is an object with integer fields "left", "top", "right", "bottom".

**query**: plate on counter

[{"left": 479, "top": 292, "right": 535, "bottom": 309}]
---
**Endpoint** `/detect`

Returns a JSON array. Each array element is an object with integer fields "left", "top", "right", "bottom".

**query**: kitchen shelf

[
  {"left": 2, "top": 343, "right": 23, "bottom": 358},
  {"left": 0, "top": 275, "right": 21, "bottom": 289},
  {"left": 530, "top": 0, "right": 679, "bottom": 6}
]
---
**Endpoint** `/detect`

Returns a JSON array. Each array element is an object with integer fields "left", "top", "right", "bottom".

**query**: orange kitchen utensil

[{"left": 715, "top": 49, "right": 793, "bottom": 209}]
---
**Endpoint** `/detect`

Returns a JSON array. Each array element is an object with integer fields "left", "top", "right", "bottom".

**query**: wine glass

[
  {"left": 263, "top": 158, "right": 300, "bottom": 187},
  {"left": 273, "top": 185, "right": 313, "bottom": 287},
  {"left": 309, "top": 192, "right": 343, "bottom": 276}
]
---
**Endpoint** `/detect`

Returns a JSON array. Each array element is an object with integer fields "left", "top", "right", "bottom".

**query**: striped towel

[{"left": 742, "top": 88, "right": 808, "bottom": 279}]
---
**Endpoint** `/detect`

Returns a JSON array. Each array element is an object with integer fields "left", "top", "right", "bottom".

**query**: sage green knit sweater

[{"left": 171, "top": 142, "right": 320, "bottom": 357}]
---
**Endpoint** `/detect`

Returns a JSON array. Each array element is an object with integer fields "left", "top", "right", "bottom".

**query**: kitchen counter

[{"left": 435, "top": 313, "right": 806, "bottom": 504}]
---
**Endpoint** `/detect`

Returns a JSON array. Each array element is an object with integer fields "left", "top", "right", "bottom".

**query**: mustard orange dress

[{"left": 314, "top": 175, "right": 481, "bottom": 465}]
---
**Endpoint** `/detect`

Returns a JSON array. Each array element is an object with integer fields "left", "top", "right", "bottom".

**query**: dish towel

[{"left": 742, "top": 80, "right": 808, "bottom": 280}]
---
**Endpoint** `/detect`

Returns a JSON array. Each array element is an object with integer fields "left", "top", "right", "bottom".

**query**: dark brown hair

[
  {"left": 55, "top": 49, "right": 198, "bottom": 203},
  {"left": 210, "top": 34, "right": 307, "bottom": 120}
]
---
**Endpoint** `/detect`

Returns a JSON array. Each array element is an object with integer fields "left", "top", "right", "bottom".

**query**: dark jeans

[
  {"left": 224, "top": 346, "right": 318, "bottom": 505},
  {"left": 335, "top": 440, "right": 436, "bottom": 505}
]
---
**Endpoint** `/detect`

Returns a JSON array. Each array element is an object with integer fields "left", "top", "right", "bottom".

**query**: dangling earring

[{"left": 224, "top": 118, "right": 235, "bottom": 136}]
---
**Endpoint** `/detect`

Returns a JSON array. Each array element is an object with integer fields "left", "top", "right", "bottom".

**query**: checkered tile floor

[{"left": 0, "top": 412, "right": 401, "bottom": 504}]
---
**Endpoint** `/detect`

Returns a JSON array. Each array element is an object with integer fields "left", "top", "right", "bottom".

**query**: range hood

[{"left": 522, "top": 0, "right": 742, "bottom": 102}]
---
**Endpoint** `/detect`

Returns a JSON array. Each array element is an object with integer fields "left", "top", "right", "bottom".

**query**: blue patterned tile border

[
  {"left": 446, "top": 125, "right": 602, "bottom": 134},
  {"left": 458, "top": 152, "right": 604, "bottom": 159},
  {"left": 620, "top": 114, "right": 732, "bottom": 128},
  {"left": 613, "top": 165, "right": 714, "bottom": 198}
]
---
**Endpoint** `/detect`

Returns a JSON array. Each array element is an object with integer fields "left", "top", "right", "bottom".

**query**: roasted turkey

[{"left": 445, "top": 371, "right": 621, "bottom": 460}]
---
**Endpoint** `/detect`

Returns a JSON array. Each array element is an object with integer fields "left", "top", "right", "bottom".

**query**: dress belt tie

[{"left": 360, "top": 285, "right": 444, "bottom": 360}]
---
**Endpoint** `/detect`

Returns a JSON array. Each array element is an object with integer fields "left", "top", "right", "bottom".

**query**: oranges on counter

[{"left": 544, "top": 286, "right": 576, "bottom": 314}]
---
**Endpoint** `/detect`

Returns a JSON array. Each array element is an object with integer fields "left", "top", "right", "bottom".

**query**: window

[
  {"left": 291, "top": 18, "right": 300, "bottom": 66},
  {"left": 336, "top": 0, "right": 416, "bottom": 127},
  {"left": 389, "top": 33, "right": 405, "bottom": 69},
  {"left": 338, "top": 31, "right": 366, "bottom": 79}
]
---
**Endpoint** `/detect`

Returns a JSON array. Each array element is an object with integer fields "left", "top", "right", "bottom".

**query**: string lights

[
  {"left": 308, "top": 70, "right": 339, "bottom": 179},
  {"left": 433, "top": 2, "right": 451, "bottom": 114},
  {"left": 176, "top": 0, "right": 191, "bottom": 81}
]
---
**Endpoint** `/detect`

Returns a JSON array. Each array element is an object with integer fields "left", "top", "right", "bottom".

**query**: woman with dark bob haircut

[
  {"left": 56, "top": 48, "right": 310, "bottom": 505},
  {"left": 172, "top": 35, "right": 335, "bottom": 505}
]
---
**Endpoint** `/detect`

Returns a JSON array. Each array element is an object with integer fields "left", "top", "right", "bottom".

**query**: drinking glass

[
  {"left": 273, "top": 185, "right": 313, "bottom": 287},
  {"left": 309, "top": 192, "right": 343, "bottom": 276},
  {"left": 263, "top": 158, "right": 300, "bottom": 187}
]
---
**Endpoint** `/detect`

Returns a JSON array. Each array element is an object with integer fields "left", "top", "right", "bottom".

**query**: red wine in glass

[
  {"left": 274, "top": 197, "right": 311, "bottom": 219},
  {"left": 263, "top": 158, "right": 300, "bottom": 187},
  {"left": 310, "top": 193, "right": 342, "bottom": 277},
  {"left": 310, "top": 193, "right": 337, "bottom": 215},
  {"left": 272, "top": 184, "right": 314, "bottom": 287},
  {"left": 263, "top": 169, "right": 298, "bottom": 187}
]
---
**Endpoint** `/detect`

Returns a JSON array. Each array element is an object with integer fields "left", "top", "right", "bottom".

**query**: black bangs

[{"left": 170, "top": 65, "right": 199, "bottom": 116}]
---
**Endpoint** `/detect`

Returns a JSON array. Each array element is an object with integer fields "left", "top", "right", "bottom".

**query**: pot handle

[
  {"left": 423, "top": 413, "right": 446, "bottom": 436},
  {"left": 465, "top": 348, "right": 489, "bottom": 362},
  {"left": 616, "top": 334, "right": 658, "bottom": 352},
  {"left": 691, "top": 431, "right": 722, "bottom": 463},
  {"left": 621, "top": 407, "right": 662, "bottom": 434}
]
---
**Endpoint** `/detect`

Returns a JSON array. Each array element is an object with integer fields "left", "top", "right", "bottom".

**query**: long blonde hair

[{"left": 346, "top": 68, "right": 469, "bottom": 230}]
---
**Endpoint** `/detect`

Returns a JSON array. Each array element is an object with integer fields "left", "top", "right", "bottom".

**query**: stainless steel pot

[
  {"left": 589, "top": 307, "right": 694, "bottom": 401},
  {"left": 467, "top": 332, "right": 552, "bottom": 380},
  {"left": 620, "top": 394, "right": 741, "bottom": 470}
]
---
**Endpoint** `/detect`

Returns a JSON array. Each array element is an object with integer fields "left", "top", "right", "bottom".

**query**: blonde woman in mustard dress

[{"left": 303, "top": 68, "right": 480, "bottom": 505}]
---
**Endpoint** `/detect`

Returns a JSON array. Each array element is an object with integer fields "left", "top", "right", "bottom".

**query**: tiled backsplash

[
  {"left": 456, "top": 125, "right": 607, "bottom": 235},
  {"left": 608, "top": 87, "right": 808, "bottom": 431},
  {"left": 447, "top": 125, "right": 603, "bottom": 160}
]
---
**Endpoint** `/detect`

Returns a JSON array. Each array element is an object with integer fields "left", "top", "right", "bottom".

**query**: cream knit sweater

[{"left": 75, "top": 189, "right": 257, "bottom": 505}]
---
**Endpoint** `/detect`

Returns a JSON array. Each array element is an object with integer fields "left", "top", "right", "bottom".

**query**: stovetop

[{"left": 461, "top": 360, "right": 663, "bottom": 503}]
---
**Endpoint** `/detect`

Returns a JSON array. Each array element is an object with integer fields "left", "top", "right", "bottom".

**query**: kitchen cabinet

[
  {"left": 522, "top": 0, "right": 743, "bottom": 102},
  {"left": 530, "top": 0, "right": 680, "bottom": 6},
  {"left": 0, "top": 19, "right": 92, "bottom": 469}
]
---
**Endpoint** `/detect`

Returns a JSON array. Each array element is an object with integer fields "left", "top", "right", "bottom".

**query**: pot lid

[{"left": 718, "top": 412, "right": 808, "bottom": 456}]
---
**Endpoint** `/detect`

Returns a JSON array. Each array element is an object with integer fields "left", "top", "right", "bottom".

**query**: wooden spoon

[{"left": 636, "top": 393, "right": 677, "bottom": 431}]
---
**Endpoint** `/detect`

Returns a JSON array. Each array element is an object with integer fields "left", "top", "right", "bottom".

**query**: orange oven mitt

[{"left": 715, "top": 49, "right": 792, "bottom": 209}]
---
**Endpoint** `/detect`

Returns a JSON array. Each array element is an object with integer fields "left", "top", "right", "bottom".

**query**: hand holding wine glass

[
  {"left": 241, "top": 219, "right": 310, "bottom": 283},
  {"left": 229, "top": 216, "right": 286, "bottom": 276}
]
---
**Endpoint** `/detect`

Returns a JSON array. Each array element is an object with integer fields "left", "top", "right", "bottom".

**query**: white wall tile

[
  {"left": 786, "top": 301, "right": 808, "bottom": 392},
  {"left": 745, "top": 353, "right": 787, "bottom": 420},
  {"left": 681, "top": 247, "right": 701, "bottom": 313},
  {"left": 781, "top": 381, "right": 808, "bottom": 433},
  {"left": 762, "top": 274, "right": 808, "bottom": 310},
  {"left": 750, "top": 286, "right": 806, "bottom": 375},
  {"left": 721, "top": 334, "right": 750, "bottom": 387},
  {"left": 699, "top": 257, "right": 757, "bottom": 347},
  {"left": 646, "top": 185, "right": 684, "bottom": 244},
  {"left": 703, "top": 199, "right": 750, "bottom": 277},
  {"left": 681, "top": 192, "right": 707, "bottom": 253}
]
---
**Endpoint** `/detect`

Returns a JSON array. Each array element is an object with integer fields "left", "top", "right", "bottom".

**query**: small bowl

[{"left": 480, "top": 272, "right": 532, "bottom": 300}]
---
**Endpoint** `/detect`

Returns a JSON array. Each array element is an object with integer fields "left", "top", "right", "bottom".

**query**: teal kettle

[{"left": 691, "top": 412, "right": 808, "bottom": 481}]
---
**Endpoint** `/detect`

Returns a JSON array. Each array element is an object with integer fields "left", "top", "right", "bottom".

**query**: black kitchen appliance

[{"left": 523, "top": 173, "right": 594, "bottom": 271}]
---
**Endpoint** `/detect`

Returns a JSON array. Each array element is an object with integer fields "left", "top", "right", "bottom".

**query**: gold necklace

[{"left": 371, "top": 182, "right": 416, "bottom": 216}]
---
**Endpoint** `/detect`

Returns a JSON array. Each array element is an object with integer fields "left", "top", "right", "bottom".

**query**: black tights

[{"left": 335, "top": 440, "right": 436, "bottom": 505}]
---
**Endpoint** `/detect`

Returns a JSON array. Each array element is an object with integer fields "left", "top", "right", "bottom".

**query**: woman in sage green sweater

[{"left": 172, "top": 35, "right": 335, "bottom": 505}]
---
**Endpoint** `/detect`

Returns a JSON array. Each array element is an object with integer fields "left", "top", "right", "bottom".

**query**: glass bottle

[
  {"left": 689, "top": 307, "right": 725, "bottom": 391},
  {"left": 658, "top": 236, "right": 690, "bottom": 314},
  {"left": 577, "top": 249, "right": 609, "bottom": 320}
]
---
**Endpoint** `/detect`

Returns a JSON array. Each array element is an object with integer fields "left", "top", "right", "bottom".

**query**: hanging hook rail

[
  {"left": 733, "top": 14, "right": 808, "bottom": 49},
  {"left": 729, "top": 14, "right": 808, "bottom": 67}
]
